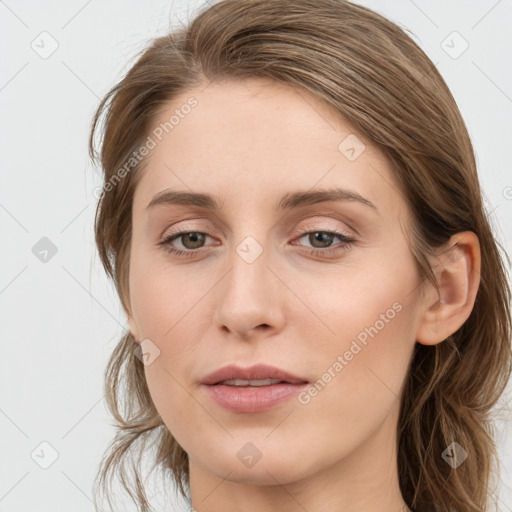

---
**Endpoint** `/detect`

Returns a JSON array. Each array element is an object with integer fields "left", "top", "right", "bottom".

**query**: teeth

[{"left": 221, "top": 378, "right": 283, "bottom": 387}]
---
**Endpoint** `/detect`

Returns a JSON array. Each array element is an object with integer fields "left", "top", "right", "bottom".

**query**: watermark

[
  {"left": 503, "top": 186, "right": 512, "bottom": 201},
  {"left": 151, "top": 96, "right": 198, "bottom": 141},
  {"left": 32, "top": 236, "right": 58, "bottom": 263},
  {"left": 440, "top": 31, "right": 469, "bottom": 60},
  {"left": 31, "top": 441, "right": 59, "bottom": 469},
  {"left": 236, "top": 235, "right": 264, "bottom": 264},
  {"left": 441, "top": 441, "right": 468, "bottom": 468},
  {"left": 338, "top": 133, "right": 365, "bottom": 161},
  {"left": 31, "top": 31, "right": 59, "bottom": 59},
  {"left": 94, "top": 96, "right": 198, "bottom": 200},
  {"left": 237, "top": 441, "right": 263, "bottom": 468},
  {"left": 298, "top": 301, "right": 403, "bottom": 405},
  {"left": 133, "top": 338, "right": 161, "bottom": 366}
]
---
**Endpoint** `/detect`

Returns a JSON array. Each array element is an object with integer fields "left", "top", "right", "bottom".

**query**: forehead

[{"left": 132, "top": 78, "right": 404, "bottom": 220}]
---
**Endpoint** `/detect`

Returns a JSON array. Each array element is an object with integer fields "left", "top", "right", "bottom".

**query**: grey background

[{"left": 1, "top": 0, "right": 511, "bottom": 510}]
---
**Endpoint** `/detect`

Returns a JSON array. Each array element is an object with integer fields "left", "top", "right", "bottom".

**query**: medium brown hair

[{"left": 88, "top": 1, "right": 512, "bottom": 510}]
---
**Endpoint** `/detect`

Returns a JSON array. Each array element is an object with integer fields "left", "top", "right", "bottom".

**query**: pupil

[
  {"left": 184, "top": 232, "right": 204, "bottom": 249},
  {"left": 311, "top": 232, "right": 332, "bottom": 248}
]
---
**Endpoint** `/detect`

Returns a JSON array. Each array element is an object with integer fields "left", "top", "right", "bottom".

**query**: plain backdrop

[{"left": 1, "top": 0, "right": 511, "bottom": 511}]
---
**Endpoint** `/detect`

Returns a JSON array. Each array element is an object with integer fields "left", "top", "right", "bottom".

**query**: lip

[
  {"left": 200, "top": 363, "right": 308, "bottom": 385},
  {"left": 200, "top": 364, "right": 309, "bottom": 413}
]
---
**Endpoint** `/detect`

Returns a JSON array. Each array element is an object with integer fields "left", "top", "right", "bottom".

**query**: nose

[{"left": 213, "top": 238, "right": 287, "bottom": 340}]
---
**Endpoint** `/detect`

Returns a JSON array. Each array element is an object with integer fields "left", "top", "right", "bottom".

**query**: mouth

[
  {"left": 200, "top": 363, "right": 309, "bottom": 386},
  {"left": 200, "top": 364, "right": 309, "bottom": 413},
  {"left": 216, "top": 378, "right": 287, "bottom": 387}
]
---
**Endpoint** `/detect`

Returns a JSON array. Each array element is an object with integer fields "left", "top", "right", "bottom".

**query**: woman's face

[{"left": 126, "top": 78, "right": 427, "bottom": 488}]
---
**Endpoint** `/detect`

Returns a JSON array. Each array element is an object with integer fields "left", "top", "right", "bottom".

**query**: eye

[
  {"left": 159, "top": 230, "right": 214, "bottom": 257},
  {"left": 158, "top": 227, "right": 356, "bottom": 258},
  {"left": 292, "top": 229, "right": 356, "bottom": 256}
]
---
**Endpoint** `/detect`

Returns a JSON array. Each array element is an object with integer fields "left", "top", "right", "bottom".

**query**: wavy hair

[{"left": 88, "top": 1, "right": 512, "bottom": 510}]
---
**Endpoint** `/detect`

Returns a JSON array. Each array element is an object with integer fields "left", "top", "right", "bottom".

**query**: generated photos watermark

[{"left": 298, "top": 301, "right": 403, "bottom": 405}]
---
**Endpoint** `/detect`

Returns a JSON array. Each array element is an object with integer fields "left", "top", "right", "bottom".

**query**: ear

[{"left": 415, "top": 231, "right": 481, "bottom": 346}]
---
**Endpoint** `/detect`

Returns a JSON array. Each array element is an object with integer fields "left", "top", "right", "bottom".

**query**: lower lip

[{"left": 203, "top": 382, "right": 309, "bottom": 413}]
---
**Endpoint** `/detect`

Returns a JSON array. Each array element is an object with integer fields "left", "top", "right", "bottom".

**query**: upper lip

[{"left": 200, "top": 364, "right": 309, "bottom": 385}]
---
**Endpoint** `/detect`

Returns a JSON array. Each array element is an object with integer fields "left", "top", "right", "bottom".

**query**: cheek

[
  {"left": 296, "top": 252, "right": 417, "bottom": 400},
  {"left": 128, "top": 250, "right": 206, "bottom": 342},
  {"left": 128, "top": 258, "right": 214, "bottom": 431},
  {"left": 298, "top": 249, "right": 417, "bottom": 352},
  {"left": 288, "top": 299, "right": 415, "bottom": 465},
  {"left": 143, "top": 361, "right": 187, "bottom": 421}
]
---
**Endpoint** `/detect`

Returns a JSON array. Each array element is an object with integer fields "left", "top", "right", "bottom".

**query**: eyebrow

[{"left": 145, "top": 187, "right": 378, "bottom": 212}]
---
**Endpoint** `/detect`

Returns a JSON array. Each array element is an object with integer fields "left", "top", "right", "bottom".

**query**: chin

[{"left": 189, "top": 435, "right": 322, "bottom": 486}]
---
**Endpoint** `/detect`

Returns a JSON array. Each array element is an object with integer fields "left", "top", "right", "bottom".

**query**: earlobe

[{"left": 416, "top": 231, "right": 481, "bottom": 346}]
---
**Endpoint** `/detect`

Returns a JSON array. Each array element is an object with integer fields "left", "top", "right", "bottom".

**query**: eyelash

[{"left": 158, "top": 227, "right": 356, "bottom": 258}]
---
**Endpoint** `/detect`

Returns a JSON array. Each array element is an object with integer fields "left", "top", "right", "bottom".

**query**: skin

[{"left": 126, "top": 78, "right": 481, "bottom": 512}]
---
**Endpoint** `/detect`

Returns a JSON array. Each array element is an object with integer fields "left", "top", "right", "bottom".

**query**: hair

[{"left": 88, "top": 1, "right": 512, "bottom": 511}]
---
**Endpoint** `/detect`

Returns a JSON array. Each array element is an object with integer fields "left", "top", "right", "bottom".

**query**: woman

[{"left": 88, "top": 1, "right": 512, "bottom": 511}]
